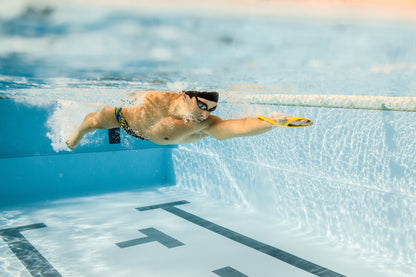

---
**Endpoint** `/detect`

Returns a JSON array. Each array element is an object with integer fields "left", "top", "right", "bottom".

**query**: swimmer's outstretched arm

[{"left": 203, "top": 115, "right": 312, "bottom": 140}]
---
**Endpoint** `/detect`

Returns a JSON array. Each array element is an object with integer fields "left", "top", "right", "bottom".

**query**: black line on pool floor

[
  {"left": 0, "top": 223, "right": 62, "bottom": 277},
  {"left": 116, "top": 227, "right": 185, "bottom": 248},
  {"left": 213, "top": 266, "right": 249, "bottom": 277},
  {"left": 137, "top": 200, "right": 345, "bottom": 277}
]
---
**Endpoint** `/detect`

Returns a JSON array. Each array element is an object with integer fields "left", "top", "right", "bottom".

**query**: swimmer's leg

[{"left": 65, "top": 106, "right": 119, "bottom": 150}]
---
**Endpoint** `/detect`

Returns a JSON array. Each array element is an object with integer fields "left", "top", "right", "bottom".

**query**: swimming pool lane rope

[{"left": 227, "top": 94, "right": 416, "bottom": 112}]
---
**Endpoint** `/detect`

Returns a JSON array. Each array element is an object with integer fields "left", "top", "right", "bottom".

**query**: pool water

[
  {"left": 1, "top": 1, "right": 416, "bottom": 276},
  {"left": 1, "top": 1, "right": 415, "bottom": 97}
]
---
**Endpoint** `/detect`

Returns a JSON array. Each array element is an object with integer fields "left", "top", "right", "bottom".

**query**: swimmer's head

[
  {"left": 181, "top": 90, "right": 218, "bottom": 122},
  {"left": 183, "top": 91, "right": 219, "bottom": 104}
]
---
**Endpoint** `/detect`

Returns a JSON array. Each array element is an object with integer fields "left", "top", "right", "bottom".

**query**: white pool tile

[{"left": 0, "top": 187, "right": 409, "bottom": 277}]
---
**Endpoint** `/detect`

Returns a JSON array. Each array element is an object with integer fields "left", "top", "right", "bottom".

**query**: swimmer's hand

[{"left": 259, "top": 114, "right": 313, "bottom": 127}]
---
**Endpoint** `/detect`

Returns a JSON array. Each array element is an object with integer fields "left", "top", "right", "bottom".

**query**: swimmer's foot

[
  {"left": 65, "top": 132, "right": 81, "bottom": 150},
  {"left": 258, "top": 115, "right": 313, "bottom": 127}
]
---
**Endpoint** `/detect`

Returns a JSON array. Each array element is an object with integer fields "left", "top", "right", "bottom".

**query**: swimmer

[{"left": 65, "top": 90, "right": 313, "bottom": 150}]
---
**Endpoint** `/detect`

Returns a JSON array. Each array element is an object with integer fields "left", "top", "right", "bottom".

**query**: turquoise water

[{"left": 1, "top": 2, "right": 416, "bottom": 277}]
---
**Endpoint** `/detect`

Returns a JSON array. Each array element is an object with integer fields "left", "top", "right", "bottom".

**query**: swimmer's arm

[{"left": 203, "top": 115, "right": 275, "bottom": 140}]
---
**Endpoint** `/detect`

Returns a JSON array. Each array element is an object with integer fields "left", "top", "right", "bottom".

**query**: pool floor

[{"left": 0, "top": 187, "right": 404, "bottom": 277}]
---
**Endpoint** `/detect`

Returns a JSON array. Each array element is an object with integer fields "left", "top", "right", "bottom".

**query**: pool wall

[
  {"left": 173, "top": 104, "right": 416, "bottom": 269},
  {"left": 0, "top": 98, "right": 177, "bottom": 207}
]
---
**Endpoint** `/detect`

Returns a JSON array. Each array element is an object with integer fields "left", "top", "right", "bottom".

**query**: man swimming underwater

[{"left": 65, "top": 90, "right": 313, "bottom": 150}]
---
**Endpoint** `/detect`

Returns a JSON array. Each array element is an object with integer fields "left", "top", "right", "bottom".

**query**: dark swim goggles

[{"left": 184, "top": 91, "right": 217, "bottom": 112}]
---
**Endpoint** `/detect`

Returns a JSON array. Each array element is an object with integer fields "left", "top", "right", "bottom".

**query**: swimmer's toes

[
  {"left": 65, "top": 140, "right": 75, "bottom": 150},
  {"left": 65, "top": 136, "right": 78, "bottom": 150}
]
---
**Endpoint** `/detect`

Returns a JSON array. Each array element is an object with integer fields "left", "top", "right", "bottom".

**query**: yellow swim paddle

[{"left": 258, "top": 115, "right": 313, "bottom": 128}]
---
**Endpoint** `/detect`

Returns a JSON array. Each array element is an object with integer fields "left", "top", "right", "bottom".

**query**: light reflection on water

[{"left": 1, "top": 2, "right": 416, "bottom": 98}]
